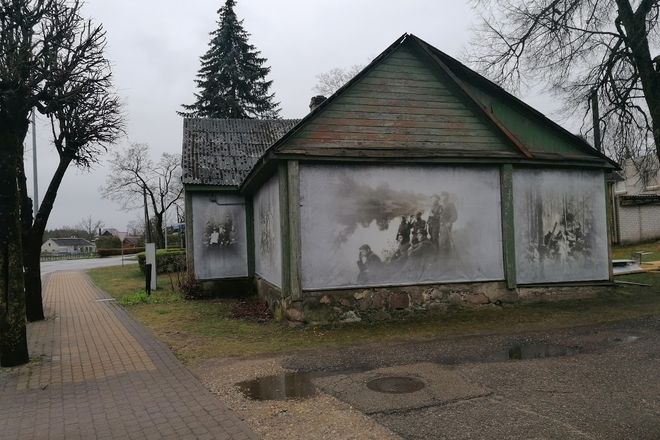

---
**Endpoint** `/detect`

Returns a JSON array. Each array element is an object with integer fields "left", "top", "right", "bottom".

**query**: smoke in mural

[
  {"left": 192, "top": 193, "right": 248, "bottom": 280},
  {"left": 254, "top": 175, "right": 282, "bottom": 287},
  {"left": 300, "top": 165, "right": 504, "bottom": 289},
  {"left": 513, "top": 169, "right": 609, "bottom": 284}
]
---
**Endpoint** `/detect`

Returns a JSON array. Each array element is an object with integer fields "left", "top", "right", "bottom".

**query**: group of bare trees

[
  {"left": 0, "top": 0, "right": 124, "bottom": 367},
  {"left": 101, "top": 143, "right": 183, "bottom": 249}
]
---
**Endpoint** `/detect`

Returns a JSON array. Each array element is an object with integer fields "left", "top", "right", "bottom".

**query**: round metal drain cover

[{"left": 366, "top": 376, "right": 425, "bottom": 394}]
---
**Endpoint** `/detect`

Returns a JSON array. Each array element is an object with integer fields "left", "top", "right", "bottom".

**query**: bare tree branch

[{"left": 466, "top": 0, "right": 660, "bottom": 168}]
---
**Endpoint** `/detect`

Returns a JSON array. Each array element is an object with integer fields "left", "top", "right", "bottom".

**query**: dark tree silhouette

[
  {"left": 179, "top": 0, "right": 280, "bottom": 119},
  {"left": 466, "top": 0, "right": 660, "bottom": 166}
]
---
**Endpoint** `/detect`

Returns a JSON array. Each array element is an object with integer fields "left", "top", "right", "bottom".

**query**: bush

[
  {"left": 97, "top": 247, "right": 145, "bottom": 257},
  {"left": 96, "top": 236, "right": 121, "bottom": 249},
  {"left": 137, "top": 249, "right": 186, "bottom": 274}
]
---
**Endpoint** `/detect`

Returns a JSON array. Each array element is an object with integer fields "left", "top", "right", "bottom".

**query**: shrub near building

[{"left": 137, "top": 249, "right": 186, "bottom": 274}]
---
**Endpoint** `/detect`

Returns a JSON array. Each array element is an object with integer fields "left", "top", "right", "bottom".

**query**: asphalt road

[
  {"left": 283, "top": 316, "right": 660, "bottom": 440},
  {"left": 40, "top": 255, "right": 138, "bottom": 275}
]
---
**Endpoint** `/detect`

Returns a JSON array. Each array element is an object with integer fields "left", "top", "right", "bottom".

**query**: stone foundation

[{"left": 279, "top": 281, "right": 615, "bottom": 324}]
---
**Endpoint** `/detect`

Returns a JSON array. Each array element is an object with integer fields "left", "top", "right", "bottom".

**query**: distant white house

[
  {"left": 41, "top": 237, "right": 96, "bottom": 254},
  {"left": 611, "top": 156, "right": 660, "bottom": 244}
]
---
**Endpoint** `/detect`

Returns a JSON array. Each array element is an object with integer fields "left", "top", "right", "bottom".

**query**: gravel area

[
  {"left": 191, "top": 355, "right": 403, "bottom": 440},
  {"left": 189, "top": 315, "right": 660, "bottom": 440}
]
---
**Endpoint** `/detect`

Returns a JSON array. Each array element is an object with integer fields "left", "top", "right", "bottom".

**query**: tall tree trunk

[
  {"left": 23, "top": 157, "right": 73, "bottom": 322},
  {"left": 0, "top": 128, "right": 29, "bottom": 367},
  {"left": 18, "top": 160, "right": 44, "bottom": 322},
  {"left": 615, "top": 0, "right": 660, "bottom": 162}
]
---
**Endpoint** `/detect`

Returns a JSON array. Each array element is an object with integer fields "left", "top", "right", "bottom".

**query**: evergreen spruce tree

[{"left": 179, "top": 0, "right": 280, "bottom": 119}]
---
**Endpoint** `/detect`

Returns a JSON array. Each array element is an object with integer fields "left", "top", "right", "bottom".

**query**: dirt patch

[
  {"left": 229, "top": 298, "right": 273, "bottom": 323},
  {"left": 190, "top": 356, "right": 403, "bottom": 440}
]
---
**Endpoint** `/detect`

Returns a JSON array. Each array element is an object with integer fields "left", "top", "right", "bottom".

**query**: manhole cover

[{"left": 366, "top": 376, "right": 425, "bottom": 394}]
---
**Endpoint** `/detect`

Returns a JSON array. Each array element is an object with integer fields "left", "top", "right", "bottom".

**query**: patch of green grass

[
  {"left": 87, "top": 265, "right": 660, "bottom": 366},
  {"left": 612, "top": 240, "right": 660, "bottom": 260}
]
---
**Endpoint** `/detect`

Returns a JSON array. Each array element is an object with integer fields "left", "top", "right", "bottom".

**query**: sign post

[
  {"left": 145, "top": 243, "right": 157, "bottom": 291},
  {"left": 117, "top": 232, "right": 128, "bottom": 266}
]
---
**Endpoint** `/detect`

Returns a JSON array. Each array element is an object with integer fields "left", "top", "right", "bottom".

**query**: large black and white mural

[
  {"left": 299, "top": 165, "right": 504, "bottom": 290},
  {"left": 254, "top": 174, "right": 282, "bottom": 287},
  {"left": 191, "top": 192, "right": 248, "bottom": 279},
  {"left": 513, "top": 169, "right": 609, "bottom": 284}
]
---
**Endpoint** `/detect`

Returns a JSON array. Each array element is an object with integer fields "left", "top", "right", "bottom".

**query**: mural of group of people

[
  {"left": 192, "top": 193, "right": 248, "bottom": 280},
  {"left": 300, "top": 165, "right": 505, "bottom": 289},
  {"left": 514, "top": 169, "right": 609, "bottom": 284},
  {"left": 356, "top": 192, "right": 458, "bottom": 284},
  {"left": 204, "top": 215, "right": 238, "bottom": 248}
]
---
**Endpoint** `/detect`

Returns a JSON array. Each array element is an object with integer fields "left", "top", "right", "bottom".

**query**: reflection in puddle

[
  {"left": 437, "top": 343, "right": 582, "bottom": 365},
  {"left": 491, "top": 344, "right": 581, "bottom": 361},
  {"left": 238, "top": 372, "right": 317, "bottom": 400},
  {"left": 237, "top": 368, "right": 367, "bottom": 401},
  {"left": 614, "top": 336, "right": 639, "bottom": 343}
]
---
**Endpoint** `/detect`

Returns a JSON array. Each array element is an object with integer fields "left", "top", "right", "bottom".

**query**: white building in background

[
  {"left": 41, "top": 237, "right": 96, "bottom": 254},
  {"left": 611, "top": 156, "right": 660, "bottom": 244}
]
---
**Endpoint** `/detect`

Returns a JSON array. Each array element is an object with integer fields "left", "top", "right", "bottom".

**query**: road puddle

[
  {"left": 491, "top": 343, "right": 581, "bottom": 361},
  {"left": 237, "top": 368, "right": 367, "bottom": 401}
]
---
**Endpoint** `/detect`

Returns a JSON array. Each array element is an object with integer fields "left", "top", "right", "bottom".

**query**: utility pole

[
  {"left": 143, "top": 186, "right": 152, "bottom": 244},
  {"left": 32, "top": 110, "right": 38, "bottom": 214},
  {"left": 591, "top": 90, "right": 602, "bottom": 153}
]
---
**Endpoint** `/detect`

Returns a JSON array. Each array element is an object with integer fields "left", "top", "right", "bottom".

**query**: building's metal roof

[
  {"left": 49, "top": 238, "right": 94, "bottom": 246},
  {"left": 181, "top": 118, "right": 300, "bottom": 187}
]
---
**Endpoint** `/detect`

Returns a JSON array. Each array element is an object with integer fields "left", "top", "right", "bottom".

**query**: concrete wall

[{"left": 616, "top": 199, "right": 660, "bottom": 244}]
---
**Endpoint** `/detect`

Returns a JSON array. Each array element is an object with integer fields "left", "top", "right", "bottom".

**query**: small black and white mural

[
  {"left": 299, "top": 165, "right": 504, "bottom": 290},
  {"left": 192, "top": 192, "right": 248, "bottom": 280},
  {"left": 254, "top": 174, "right": 282, "bottom": 287},
  {"left": 513, "top": 169, "right": 609, "bottom": 284}
]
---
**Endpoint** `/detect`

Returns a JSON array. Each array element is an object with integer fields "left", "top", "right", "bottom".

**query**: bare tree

[
  {"left": 101, "top": 143, "right": 183, "bottom": 249},
  {"left": 1, "top": 0, "right": 123, "bottom": 366},
  {"left": 312, "top": 64, "right": 364, "bottom": 96},
  {"left": 127, "top": 218, "right": 145, "bottom": 237},
  {"left": 466, "top": 0, "right": 660, "bottom": 166},
  {"left": 76, "top": 216, "right": 105, "bottom": 242},
  {"left": 17, "top": 6, "right": 124, "bottom": 324}
]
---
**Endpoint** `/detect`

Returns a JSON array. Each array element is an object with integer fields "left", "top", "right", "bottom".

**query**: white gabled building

[{"left": 41, "top": 238, "right": 96, "bottom": 254}]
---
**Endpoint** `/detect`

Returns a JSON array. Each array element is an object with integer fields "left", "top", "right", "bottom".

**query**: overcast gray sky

[{"left": 23, "top": 0, "right": 561, "bottom": 232}]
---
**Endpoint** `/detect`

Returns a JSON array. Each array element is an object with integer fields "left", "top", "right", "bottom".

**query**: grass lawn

[
  {"left": 87, "top": 264, "right": 660, "bottom": 366},
  {"left": 611, "top": 239, "right": 660, "bottom": 261}
]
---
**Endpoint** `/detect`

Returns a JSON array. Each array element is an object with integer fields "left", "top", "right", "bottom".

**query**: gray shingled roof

[{"left": 181, "top": 118, "right": 301, "bottom": 187}]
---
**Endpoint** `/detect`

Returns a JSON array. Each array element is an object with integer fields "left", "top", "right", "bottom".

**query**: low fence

[{"left": 40, "top": 253, "right": 98, "bottom": 262}]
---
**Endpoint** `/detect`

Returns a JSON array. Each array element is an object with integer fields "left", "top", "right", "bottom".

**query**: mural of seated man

[
  {"left": 388, "top": 234, "right": 412, "bottom": 269},
  {"left": 356, "top": 244, "right": 383, "bottom": 284},
  {"left": 403, "top": 229, "right": 437, "bottom": 281}
]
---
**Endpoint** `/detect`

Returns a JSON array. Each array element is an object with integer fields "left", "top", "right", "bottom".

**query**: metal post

[{"left": 145, "top": 263, "right": 152, "bottom": 296}]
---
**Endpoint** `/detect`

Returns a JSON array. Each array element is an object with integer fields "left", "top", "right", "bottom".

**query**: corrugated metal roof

[{"left": 181, "top": 118, "right": 300, "bottom": 186}]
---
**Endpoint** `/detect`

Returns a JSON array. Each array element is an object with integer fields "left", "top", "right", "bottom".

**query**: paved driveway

[{"left": 40, "top": 255, "right": 138, "bottom": 275}]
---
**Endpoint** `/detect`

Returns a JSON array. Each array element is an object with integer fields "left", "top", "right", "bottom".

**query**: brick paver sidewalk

[{"left": 0, "top": 271, "right": 259, "bottom": 440}]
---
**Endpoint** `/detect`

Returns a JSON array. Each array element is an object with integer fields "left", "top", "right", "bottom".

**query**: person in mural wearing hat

[
  {"left": 427, "top": 194, "right": 443, "bottom": 247},
  {"left": 410, "top": 211, "right": 427, "bottom": 236},
  {"left": 396, "top": 215, "right": 412, "bottom": 245},
  {"left": 405, "top": 229, "right": 436, "bottom": 280},
  {"left": 356, "top": 244, "right": 383, "bottom": 284},
  {"left": 388, "top": 233, "right": 412, "bottom": 270}
]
